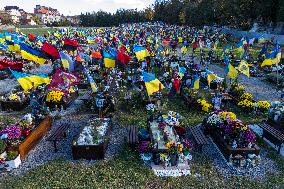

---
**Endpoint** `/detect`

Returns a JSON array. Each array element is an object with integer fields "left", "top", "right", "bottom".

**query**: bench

[
  {"left": 126, "top": 125, "right": 139, "bottom": 149},
  {"left": 46, "top": 123, "right": 70, "bottom": 152},
  {"left": 189, "top": 125, "right": 209, "bottom": 152},
  {"left": 259, "top": 123, "right": 284, "bottom": 154}
]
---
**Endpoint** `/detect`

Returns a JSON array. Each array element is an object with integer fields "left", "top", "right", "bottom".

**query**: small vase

[{"left": 170, "top": 153, "right": 177, "bottom": 166}]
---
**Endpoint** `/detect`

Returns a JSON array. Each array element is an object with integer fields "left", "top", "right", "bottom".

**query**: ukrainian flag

[
  {"left": 134, "top": 45, "right": 150, "bottom": 61},
  {"left": 20, "top": 44, "right": 46, "bottom": 64},
  {"left": 103, "top": 51, "right": 115, "bottom": 68},
  {"left": 236, "top": 39, "right": 246, "bottom": 53},
  {"left": 59, "top": 51, "right": 74, "bottom": 71},
  {"left": 10, "top": 69, "right": 50, "bottom": 91},
  {"left": 0, "top": 34, "right": 5, "bottom": 44},
  {"left": 4, "top": 32, "right": 12, "bottom": 41},
  {"left": 261, "top": 45, "right": 281, "bottom": 67},
  {"left": 142, "top": 72, "right": 164, "bottom": 96},
  {"left": 87, "top": 37, "right": 96, "bottom": 44},
  {"left": 192, "top": 74, "right": 200, "bottom": 90},
  {"left": 224, "top": 54, "right": 238, "bottom": 79},
  {"left": 6, "top": 40, "right": 20, "bottom": 52}
]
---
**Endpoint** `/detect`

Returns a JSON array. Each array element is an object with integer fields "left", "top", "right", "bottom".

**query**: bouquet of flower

[
  {"left": 229, "top": 84, "right": 245, "bottom": 97},
  {"left": 197, "top": 99, "right": 213, "bottom": 112},
  {"left": 257, "top": 100, "right": 270, "bottom": 112},
  {"left": 219, "top": 111, "right": 237, "bottom": 121},
  {"left": 205, "top": 112, "right": 223, "bottom": 127},
  {"left": 238, "top": 99, "right": 255, "bottom": 110},
  {"left": 240, "top": 93, "right": 253, "bottom": 101},
  {"left": 46, "top": 90, "right": 65, "bottom": 103}
]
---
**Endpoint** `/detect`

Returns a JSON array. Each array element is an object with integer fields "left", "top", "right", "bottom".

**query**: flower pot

[
  {"left": 5, "top": 155, "right": 21, "bottom": 169},
  {"left": 170, "top": 153, "right": 177, "bottom": 166}
]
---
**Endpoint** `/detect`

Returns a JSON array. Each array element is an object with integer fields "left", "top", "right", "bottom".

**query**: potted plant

[{"left": 5, "top": 151, "right": 21, "bottom": 169}]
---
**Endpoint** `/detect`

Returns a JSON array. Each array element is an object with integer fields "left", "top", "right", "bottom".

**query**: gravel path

[
  {"left": 202, "top": 137, "right": 278, "bottom": 179},
  {"left": 208, "top": 64, "right": 282, "bottom": 102}
]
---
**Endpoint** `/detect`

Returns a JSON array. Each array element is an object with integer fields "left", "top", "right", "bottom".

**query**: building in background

[
  {"left": 4, "top": 6, "right": 21, "bottom": 24},
  {"left": 34, "top": 5, "right": 62, "bottom": 24}
]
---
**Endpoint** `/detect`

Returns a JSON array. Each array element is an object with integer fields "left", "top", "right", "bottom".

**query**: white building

[
  {"left": 34, "top": 5, "right": 62, "bottom": 24},
  {"left": 4, "top": 6, "right": 21, "bottom": 23}
]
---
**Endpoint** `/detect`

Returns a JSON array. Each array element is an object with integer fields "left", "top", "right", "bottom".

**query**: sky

[{"left": 0, "top": 0, "right": 154, "bottom": 16}]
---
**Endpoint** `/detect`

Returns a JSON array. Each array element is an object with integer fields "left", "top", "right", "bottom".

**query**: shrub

[
  {"left": 6, "top": 151, "right": 19, "bottom": 161},
  {"left": 0, "top": 139, "right": 6, "bottom": 154}
]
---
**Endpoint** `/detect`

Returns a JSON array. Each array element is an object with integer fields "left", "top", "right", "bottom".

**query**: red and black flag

[
  {"left": 63, "top": 38, "right": 78, "bottom": 52},
  {"left": 41, "top": 41, "right": 60, "bottom": 60}
]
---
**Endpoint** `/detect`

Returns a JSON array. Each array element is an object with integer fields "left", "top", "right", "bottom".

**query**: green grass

[{"left": 0, "top": 146, "right": 283, "bottom": 189}]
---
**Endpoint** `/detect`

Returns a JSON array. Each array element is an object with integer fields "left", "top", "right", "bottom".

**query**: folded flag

[
  {"left": 238, "top": 60, "right": 250, "bottom": 77},
  {"left": 41, "top": 41, "right": 60, "bottom": 59},
  {"left": 59, "top": 51, "right": 74, "bottom": 71},
  {"left": 0, "top": 60, "right": 23, "bottom": 70},
  {"left": 103, "top": 51, "right": 115, "bottom": 68},
  {"left": 134, "top": 45, "right": 150, "bottom": 61},
  {"left": 142, "top": 72, "right": 164, "bottom": 96},
  {"left": 20, "top": 43, "right": 46, "bottom": 64},
  {"left": 192, "top": 74, "right": 200, "bottom": 90},
  {"left": 10, "top": 69, "right": 50, "bottom": 91}
]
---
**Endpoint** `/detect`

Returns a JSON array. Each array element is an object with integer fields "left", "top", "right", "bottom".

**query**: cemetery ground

[
  {"left": 0, "top": 28, "right": 283, "bottom": 188},
  {"left": 0, "top": 92, "right": 283, "bottom": 189}
]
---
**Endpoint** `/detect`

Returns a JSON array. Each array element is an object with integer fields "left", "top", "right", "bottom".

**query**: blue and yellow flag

[
  {"left": 261, "top": 44, "right": 281, "bottom": 67},
  {"left": 236, "top": 39, "right": 246, "bottom": 53},
  {"left": 0, "top": 34, "right": 5, "bottom": 44},
  {"left": 103, "top": 51, "right": 115, "bottom": 68},
  {"left": 59, "top": 51, "right": 74, "bottom": 71},
  {"left": 20, "top": 44, "right": 46, "bottom": 64},
  {"left": 224, "top": 54, "right": 238, "bottom": 79},
  {"left": 10, "top": 69, "right": 50, "bottom": 91},
  {"left": 142, "top": 72, "right": 164, "bottom": 96},
  {"left": 134, "top": 45, "right": 150, "bottom": 61},
  {"left": 6, "top": 40, "right": 20, "bottom": 52},
  {"left": 192, "top": 74, "right": 200, "bottom": 90}
]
